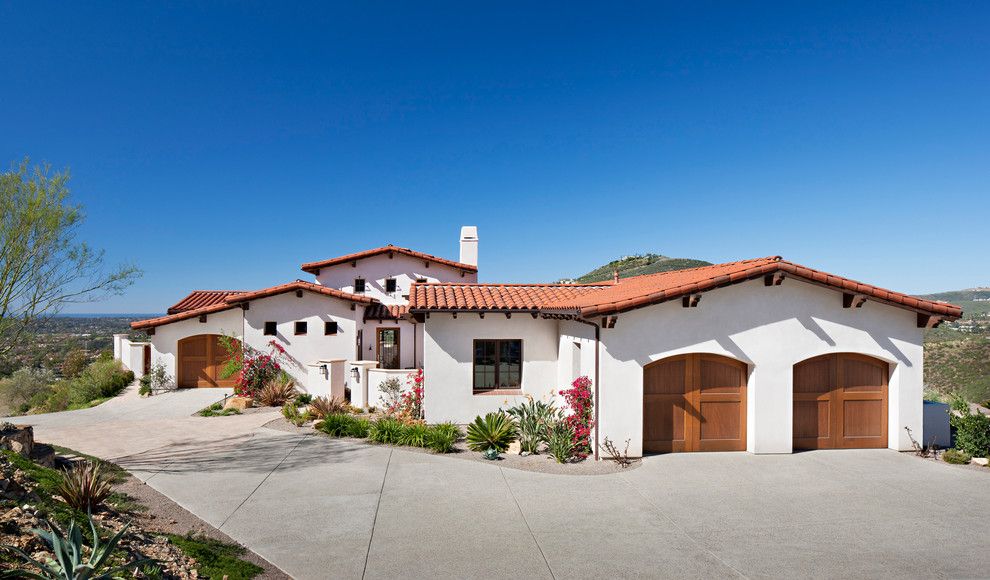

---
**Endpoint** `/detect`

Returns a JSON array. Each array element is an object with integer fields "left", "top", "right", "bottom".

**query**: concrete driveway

[{"left": 10, "top": 391, "right": 990, "bottom": 579}]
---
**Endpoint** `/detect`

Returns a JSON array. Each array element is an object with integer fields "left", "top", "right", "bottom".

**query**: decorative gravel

[{"left": 264, "top": 417, "right": 640, "bottom": 475}]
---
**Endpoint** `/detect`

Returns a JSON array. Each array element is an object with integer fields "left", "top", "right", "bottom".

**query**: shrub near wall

[
  {"left": 41, "top": 358, "right": 134, "bottom": 412},
  {"left": 951, "top": 412, "right": 990, "bottom": 458}
]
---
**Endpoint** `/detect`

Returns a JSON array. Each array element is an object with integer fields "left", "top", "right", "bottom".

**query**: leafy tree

[
  {"left": 0, "top": 159, "right": 141, "bottom": 356},
  {"left": 61, "top": 348, "right": 88, "bottom": 378}
]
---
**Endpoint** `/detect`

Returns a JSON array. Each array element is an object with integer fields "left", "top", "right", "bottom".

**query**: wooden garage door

[
  {"left": 793, "top": 353, "right": 888, "bottom": 450},
  {"left": 178, "top": 335, "right": 239, "bottom": 388},
  {"left": 643, "top": 354, "right": 747, "bottom": 453}
]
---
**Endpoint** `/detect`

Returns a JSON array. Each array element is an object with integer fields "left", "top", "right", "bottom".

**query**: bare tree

[{"left": 0, "top": 158, "right": 141, "bottom": 355}]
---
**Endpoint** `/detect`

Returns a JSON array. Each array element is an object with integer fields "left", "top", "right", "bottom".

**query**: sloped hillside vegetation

[{"left": 574, "top": 254, "right": 712, "bottom": 283}]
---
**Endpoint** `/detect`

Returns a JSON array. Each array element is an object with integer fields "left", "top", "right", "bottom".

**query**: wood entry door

[
  {"left": 376, "top": 328, "right": 400, "bottom": 369},
  {"left": 643, "top": 354, "right": 747, "bottom": 453},
  {"left": 178, "top": 334, "right": 239, "bottom": 388},
  {"left": 793, "top": 353, "right": 888, "bottom": 450}
]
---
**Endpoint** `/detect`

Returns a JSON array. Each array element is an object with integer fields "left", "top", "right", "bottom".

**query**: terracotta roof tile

[
  {"left": 408, "top": 282, "right": 610, "bottom": 311},
  {"left": 364, "top": 303, "right": 409, "bottom": 320},
  {"left": 167, "top": 290, "right": 245, "bottom": 314},
  {"left": 301, "top": 245, "right": 477, "bottom": 274},
  {"left": 132, "top": 280, "right": 377, "bottom": 330},
  {"left": 408, "top": 257, "right": 962, "bottom": 320}
]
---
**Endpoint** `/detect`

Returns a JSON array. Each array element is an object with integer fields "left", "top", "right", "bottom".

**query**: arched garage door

[
  {"left": 643, "top": 354, "right": 747, "bottom": 453},
  {"left": 178, "top": 334, "right": 239, "bottom": 388},
  {"left": 793, "top": 353, "right": 888, "bottom": 450}
]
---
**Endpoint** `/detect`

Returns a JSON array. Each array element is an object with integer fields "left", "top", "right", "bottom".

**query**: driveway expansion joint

[
  {"left": 500, "top": 466, "right": 557, "bottom": 580},
  {"left": 361, "top": 447, "right": 393, "bottom": 580}
]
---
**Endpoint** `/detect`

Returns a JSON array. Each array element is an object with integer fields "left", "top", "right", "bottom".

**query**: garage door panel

[
  {"left": 179, "top": 334, "right": 240, "bottom": 388},
  {"left": 793, "top": 354, "right": 887, "bottom": 450},
  {"left": 698, "top": 401, "right": 742, "bottom": 441},
  {"left": 644, "top": 354, "right": 746, "bottom": 453},
  {"left": 793, "top": 400, "right": 829, "bottom": 440}
]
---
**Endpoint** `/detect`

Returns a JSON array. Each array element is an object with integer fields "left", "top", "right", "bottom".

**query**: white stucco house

[{"left": 125, "top": 226, "right": 962, "bottom": 458}]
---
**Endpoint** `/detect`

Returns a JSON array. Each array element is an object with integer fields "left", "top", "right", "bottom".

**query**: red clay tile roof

[
  {"left": 364, "top": 303, "right": 410, "bottom": 320},
  {"left": 408, "top": 257, "right": 963, "bottom": 320},
  {"left": 548, "top": 257, "right": 963, "bottom": 319},
  {"left": 224, "top": 280, "right": 377, "bottom": 305},
  {"left": 167, "top": 290, "right": 245, "bottom": 314},
  {"left": 301, "top": 245, "right": 478, "bottom": 274},
  {"left": 408, "top": 282, "right": 610, "bottom": 311},
  {"left": 131, "top": 302, "right": 239, "bottom": 330},
  {"left": 132, "top": 281, "right": 377, "bottom": 330}
]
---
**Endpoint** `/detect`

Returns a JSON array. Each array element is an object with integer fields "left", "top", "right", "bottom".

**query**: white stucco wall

[
  {"left": 597, "top": 277, "right": 923, "bottom": 456},
  {"left": 243, "top": 292, "right": 361, "bottom": 395},
  {"left": 313, "top": 253, "right": 477, "bottom": 305},
  {"left": 358, "top": 318, "right": 423, "bottom": 369},
  {"left": 149, "top": 308, "right": 244, "bottom": 384},
  {"left": 422, "top": 313, "right": 561, "bottom": 422}
]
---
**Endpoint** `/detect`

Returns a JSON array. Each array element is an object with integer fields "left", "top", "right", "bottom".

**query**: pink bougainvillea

[
  {"left": 559, "top": 375, "right": 594, "bottom": 459},
  {"left": 233, "top": 340, "right": 287, "bottom": 396}
]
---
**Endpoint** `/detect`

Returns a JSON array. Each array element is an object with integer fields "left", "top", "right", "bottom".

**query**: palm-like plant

[
  {"left": 307, "top": 396, "right": 349, "bottom": 419},
  {"left": 466, "top": 412, "right": 519, "bottom": 453},
  {"left": 506, "top": 398, "right": 561, "bottom": 454},
  {"left": 56, "top": 461, "right": 113, "bottom": 512},
  {"left": 1, "top": 514, "right": 149, "bottom": 579},
  {"left": 256, "top": 374, "right": 298, "bottom": 406}
]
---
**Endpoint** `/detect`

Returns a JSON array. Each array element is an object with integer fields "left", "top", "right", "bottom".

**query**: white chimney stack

[{"left": 459, "top": 226, "right": 478, "bottom": 267}]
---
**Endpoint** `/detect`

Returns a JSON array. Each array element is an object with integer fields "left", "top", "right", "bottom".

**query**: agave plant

[
  {"left": 1, "top": 514, "right": 149, "bottom": 579},
  {"left": 506, "top": 397, "right": 561, "bottom": 454},
  {"left": 256, "top": 374, "right": 298, "bottom": 406},
  {"left": 546, "top": 420, "right": 576, "bottom": 464},
  {"left": 466, "top": 412, "right": 519, "bottom": 453},
  {"left": 307, "top": 395, "right": 350, "bottom": 419},
  {"left": 56, "top": 461, "right": 114, "bottom": 511}
]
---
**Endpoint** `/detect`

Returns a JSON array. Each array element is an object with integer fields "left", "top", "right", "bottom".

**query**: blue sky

[{"left": 1, "top": 2, "right": 987, "bottom": 313}]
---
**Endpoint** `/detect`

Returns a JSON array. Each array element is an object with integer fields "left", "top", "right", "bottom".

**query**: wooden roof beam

[{"left": 843, "top": 293, "right": 867, "bottom": 309}]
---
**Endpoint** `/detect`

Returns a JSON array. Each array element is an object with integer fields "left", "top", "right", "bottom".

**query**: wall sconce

[
  {"left": 350, "top": 367, "right": 360, "bottom": 382},
  {"left": 320, "top": 364, "right": 328, "bottom": 380}
]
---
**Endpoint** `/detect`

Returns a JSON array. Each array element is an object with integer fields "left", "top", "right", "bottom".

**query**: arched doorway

[
  {"left": 643, "top": 353, "right": 747, "bottom": 453},
  {"left": 793, "top": 353, "right": 888, "bottom": 450},
  {"left": 177, "top": 334, "right": 240, "bottom": 388}
]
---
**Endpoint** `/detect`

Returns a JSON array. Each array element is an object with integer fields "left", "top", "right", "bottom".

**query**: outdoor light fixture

[
  {"left": 350, "top": 367, "right": 360, "bottom": 382},
  {"left": 320, "top": 364, "right": 328, "bottom": 380}
]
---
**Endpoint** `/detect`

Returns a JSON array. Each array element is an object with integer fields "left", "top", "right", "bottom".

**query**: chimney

[
  {"left": 459, "top": 226, "right": 478, "bottom": 267},
  {"left": 613, "top": 269, "right": 620, "bottom": 284}
]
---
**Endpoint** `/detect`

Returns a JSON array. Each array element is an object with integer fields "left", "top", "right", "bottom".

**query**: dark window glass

[
  {"left": 416, "top": 278, "right": 428, "bottom": 283},
  {"left": 354, "top": 278, "right": 366, "bottom": 293},
  {"left": 325, "top": 321, "right": 338, "bottom": 335},
  {"left": 294, "top": 321, "right": 307, "bottom": 335},
  {"left": 473, "top": 339, "right": 522, "bottom": 390},
  {"left": 263, "top": 321, "right": 277, "bottom": 336},
  {"left": 385, "top": 278, "right": 397, "bottom": 293}
]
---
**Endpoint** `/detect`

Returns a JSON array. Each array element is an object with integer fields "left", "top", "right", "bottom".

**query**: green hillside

[
  {"left": 574, "top": 254, "right": 712, "bottom": 283},
  {"left": 919, "top": 288, "right": 990, "bottom": 403}
]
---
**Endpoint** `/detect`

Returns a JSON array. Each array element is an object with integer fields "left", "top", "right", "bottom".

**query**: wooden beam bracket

[
  {"left": 198, "top": 314, "right": 208, "bottom": 323},
  {"left": 764, "top": 272, "right": 785, "bottom": 286},
  {"left": 682, "top": 294, "right": 702, "bottom": 308},
  {"left": 843, "top": 293, "right": 867, "bottom": 309},
  {"left": 917, "top": 313, "right": 942, "bottom": 329}
]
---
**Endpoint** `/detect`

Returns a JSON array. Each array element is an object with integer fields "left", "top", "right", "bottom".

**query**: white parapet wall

[
  {"left": 367, "top": 368, "right": 416, "bottom": 411},
  {"left": 305, "top": 359, "right": 348, "bottom": 399},
  {"left": 347, "top": 360, "right": 380, "bottom": 409}
]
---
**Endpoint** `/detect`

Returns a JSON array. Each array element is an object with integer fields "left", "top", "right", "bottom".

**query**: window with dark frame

[
  {"left": 294, "top": 321, "right": 307, "bottom": 335},
  {"left": 416, "top": 278, "right": 428, "bottom": 283},
  {"left": 263, "top": 321, "right": 277, "bottom": 336},
  {"left": 385, "top": 278, "right": 397, "bottom": 293},
  {"left": 473, "top": 339, "right": 522, "bottom": 391},
  {"left": 324, "top": 321, "right": 338, "bottom": 335},
  {"left": 354, "top": 278, "right": 366, "bottom": 293}
]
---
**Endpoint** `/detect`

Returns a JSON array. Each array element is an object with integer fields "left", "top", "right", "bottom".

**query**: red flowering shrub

[
  {"left": 385, "top": 369, "right": 423, "bottom": 422},
  {"left": 559, "top": 375, "right": 594, "bottom": 459},
  {"left": 233, "top": 340, "right": 288, "bottom": 397}
]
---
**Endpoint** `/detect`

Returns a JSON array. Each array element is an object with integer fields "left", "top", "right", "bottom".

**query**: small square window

[
  {"left": 325, "top": 321, "right": 338, "bottom": 335},
  {"left": 416, "top": 278, "right": 428, "bottom": 283},
  {"left": 354, "top": 278, "right": 366, "bottom": 293},
  {"left": 263, "top": 321, "right": 277, "bottom": 336},
  {"left": 385, "top": 278, "right": 397, "bottom": 293},
  {"left": 294, "top": 321, "right": 307, "bottom": 335}
]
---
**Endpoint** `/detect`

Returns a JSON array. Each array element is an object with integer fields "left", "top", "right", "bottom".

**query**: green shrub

[
  {"left": 0, "top": 367, "right": 55, "bottom": 415},
  {"left": 138, "top": 375, "right": 152, "bottom": 396},
  {"left": 943, "top": 449, "right": 972, "bottom": 464},
  {"left": 369, "top": 417, "right": 404, "bottom": 444},
  {"left": 166, "top": 533, "right": 263, "bottom": 580},
  {"left": 296, "top": 393, "right": 313, "bottom": 405},
  {"left": 282, "top": 402, "right": 309, "bottom": 426},
  {"left": 397, "top": 423, "right": 430, "bottom": 447},
  {"left": 60, "top": 349, "right": 88, "bottom": 379},
  {"left": 198, "top": 402, "right": 240, "bottom": 417},
  {"left": 546, "top": 420, "right": 576, "bottom": 463},
  {"left": 424, "top": 424, "right": 459, "bottom": 453},
  {"left": 950, "top": 412, "right": 990, "bottom": 458},
  {"left": 346, "top": 417, "right": 371, "bottom": 438},
  {"left": 466, "top": 412, "right": 518, "bottom": 453},
  {"left": 56, "top": 461, "right": 114, "bottom": 511},
  {"left": 317, "top": 413, "right": 355, "bottom": 437},
  {"left": 83, "top": 358, "right": 135, "bottom": 397},
  {"left": 506, "top": 398, "right": 560, "bottom": 454}
]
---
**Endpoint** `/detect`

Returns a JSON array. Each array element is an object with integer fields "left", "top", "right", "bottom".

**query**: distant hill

[
  {"left": 918, "top": 288, "right": 990, "bottom": 404},
  {"left": 570, "top": 254, "right": 712, "bottom": 283}
]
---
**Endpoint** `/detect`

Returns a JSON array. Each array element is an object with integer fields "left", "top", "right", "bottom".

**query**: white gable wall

[
  {"left": 313, "top": 253, "right": 477, "bottom": 305},
  {"left": 422, "top": 313, "right": 560, "bottom": 422},
  {"left": 597, "top": 277, "right": 923, "bottom": 456},
  {"left": 243, "top": 292, "right": 362, "bottom": 394}
]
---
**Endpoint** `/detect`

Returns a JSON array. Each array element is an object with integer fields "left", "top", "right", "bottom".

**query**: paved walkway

[{"left": 9, "top": 391, "right": 990, "bottom": 579}]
